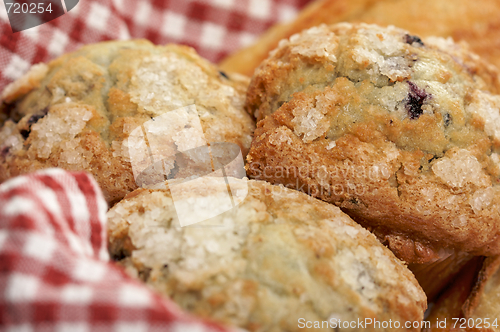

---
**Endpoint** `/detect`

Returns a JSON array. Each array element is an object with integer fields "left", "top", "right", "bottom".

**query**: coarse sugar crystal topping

[
  {"left": 286, "top": 25, "right": 339, "bottom": 62},
  {"left": 0, "top": 122, "right": 23, "bottom": 156},
  {"left": 129, "top": 53, "right": 241, "bottom": 119},
  {"left": 268, "top": 127, "right": 293, "bottom": 146},
  {"left": 466, "top": 90, "right": 500, "bottom": 142},
  {"left": 292, "top": 103, "right": 329, "bottom": 143},
  {"left": 130, "top": 54, "right": 208, "bottom": 114},
  {"left": 470, "top": 187, "right": 495, "bottom": 214},
  {"left": 351, "top": 25, "right": 412, "bottom": 82},
  {"left": 116, "top": 189, "right": 254, "bottom": 278},
  {"left": 28, "top": 105, "right": 93, "bottom": 159},
  {"left": 432, "top": 149, "right": 488, "bottom": 188}
]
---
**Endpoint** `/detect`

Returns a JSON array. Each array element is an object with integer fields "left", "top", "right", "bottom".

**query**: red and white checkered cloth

[
  {"left": 0, "top": 0, "right": 311, "bottom": 92},
  {"left": 0, "top": 168, "right": 237, "bottom": 331}
]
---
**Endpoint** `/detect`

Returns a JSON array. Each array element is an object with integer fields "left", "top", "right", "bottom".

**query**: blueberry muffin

[
  {"left": 107, "top": 177, "right": 426, "bottom": 332},
  {"left": 246, "top": 23, "right": 500, "bottom": 264},
  {"left": 0, "top": 40, "right": 255, "bottom": 205}
]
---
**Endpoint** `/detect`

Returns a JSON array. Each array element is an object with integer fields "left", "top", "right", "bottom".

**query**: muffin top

[
  {"left": 0, "top": 40, "right": 255, "bottom": 204},
  {"left": 108, "top": 177, "right": 426, "bottom": 332},
  {"left": 245, "top": 23, "right": 500, "bottom": 263},
  {"left": 247, "top": 23, "right": 500, "bottom": 156}
]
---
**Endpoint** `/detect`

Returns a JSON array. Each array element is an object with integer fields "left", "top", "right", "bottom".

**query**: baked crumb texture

[
  {"left": 0, "top": 40, "right": 255, "bottom": 205},
  {"left": 107, "top": 178, "right": 426, "bottom": 332},
  {"left": 246, "top": 23, "right": 500, "bottom": 264}
]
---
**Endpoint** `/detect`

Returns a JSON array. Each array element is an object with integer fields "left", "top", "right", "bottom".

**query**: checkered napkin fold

[{"left": 0, "top": 168, "right": 234, "bottom": 331}]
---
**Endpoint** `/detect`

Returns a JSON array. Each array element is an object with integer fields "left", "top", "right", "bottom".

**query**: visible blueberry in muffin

[
  {"left": 404, "top": 34, "right": 425, "bottom": 46},
  {"left": 405, "top": 81, "right": 429, "bottom": 120}
]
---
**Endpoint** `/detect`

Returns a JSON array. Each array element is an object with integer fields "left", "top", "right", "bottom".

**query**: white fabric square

[
  {"left": 200, "top": 22, "right": 225, "bottom": 49},
  {"left": 212, "top": 0, "right": 235, "bottom": 10},
  {"left": 55, "top": 323, "right": 89, "bottom": 332},
  {"left": 117, "top": 23, "right": 131, "bottom": 41},
  {"left": 249, "top": 0, "right": 271, "bottom": 19},
  {"left": 23, "top": 233, "right": 56, "bottom": 262},
  {"left": 24, "top": 27, "right": 41, "bottom": 42},
  {"left": 0, "top": 175, "right": 29, "bottom": 193},
  {"left": 33, "top": 187, "right": 64, "bottom": 226},
  {"left": 3, "top": 197, "right": 35, "bottom": 217},
  {"left": 170, "top": 323, "right": 215, "bottom": 332},
  {"left": 161, "top": 11, "right": 186, "bottom": 39},
  {"left": 0, "top": 230, "right": 8, "bottom": 251},
  {"left": 0, "top": 3, "right": 8, "bottom": 21},
  {"left": 86, "top": 2, "right": 110, "bottom": 31},
  {"left": 111, "top": 0, "right": 124, "bottom": 12},
  {"left": 38, "top": 168, "right": 67, "bottom": 177},
  {"left": 72, "top": 258, "right": 106, "bottom": 283},
  {"left": 6, "top": 324, "right": 34, "bottom": 332},
  {"left": 5, "top": 273, "right": 39, "bottom": 302},
  {"left": 63, "top": 172, "right": 91, "bottom": 240},
  {"left": 278, "top": 4, "right": 297, "bottom": 22},
  {"left": 66, "top": 228, "right": 93, "bottom": 257},
  {"left": 3, "top": 55, "right": 30, "bottom": 81},
  {"left": 239, "top": 32, "right": 256, "bottom": 47},
  {"left": 134, "top": 1, "right": 152, "bottom": 27},
  {"left": 114, "top": 322, "right": 148, "bottom": 332},
  {"left": 61, "top": 284, "right": 93, "bottom": 304},
  {"left": 118, "top": 284, "right": 151, "bottom": 307},
  {"left": 48, "top": 29, "right": 69, "bottom": 55}
]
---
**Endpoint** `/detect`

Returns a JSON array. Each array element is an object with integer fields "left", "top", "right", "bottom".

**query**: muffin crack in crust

[
  {"left": 0, "top": 40, "right": 255, "bottom": 204},
  {"left": 246, "top": 23, "right": 500, "bottom": 264}
]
